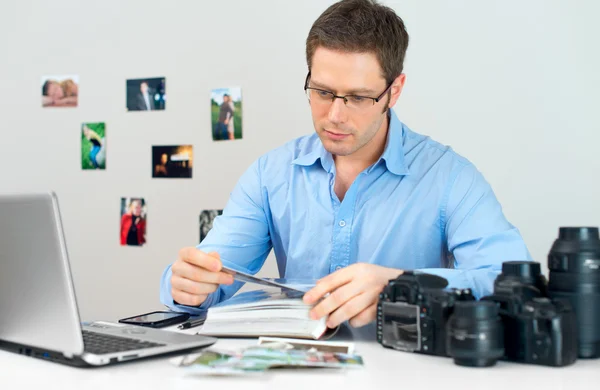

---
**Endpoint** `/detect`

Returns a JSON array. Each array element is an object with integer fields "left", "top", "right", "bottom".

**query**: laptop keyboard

[{"left": 82, "top": 330, "right": 166, "bottom": 355}]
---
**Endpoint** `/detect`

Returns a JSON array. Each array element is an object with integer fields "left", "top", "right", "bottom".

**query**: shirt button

[
  {"left": 339, "top": 220, "right": 346, "bottom": 227},
  {"left": 335, "top": 265, "right": 342, "bottom": 271}
]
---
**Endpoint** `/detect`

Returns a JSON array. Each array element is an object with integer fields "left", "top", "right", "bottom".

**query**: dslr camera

[
  {"left": 376, "top": 271, "right": 474, "bottom": 356},
  {"left": 481, "top": 261, "right": 578, "bottom": 367}
]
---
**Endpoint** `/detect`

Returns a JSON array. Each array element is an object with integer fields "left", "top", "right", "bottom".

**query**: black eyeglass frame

[{"left": 303, "top": 71, "right": 393, "bottom": 106}]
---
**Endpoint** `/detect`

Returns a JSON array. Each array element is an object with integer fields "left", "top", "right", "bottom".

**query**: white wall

[{"left": 0, "top": 0, "right": 598, "bottom": 322}]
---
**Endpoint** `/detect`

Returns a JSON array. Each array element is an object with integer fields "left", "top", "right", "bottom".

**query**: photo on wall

[
  {"left": 152, "top": 145, "right": 193, "bottom": 178},
  {"left": 126, "top": 77, "right": 166, "bottom": 111},
  {"left": 120, "top": 197, "right": 147, "bottom": 247},
  {"left": 199, "top": 209, "right": 223, "bottom": 243},
  {"left": 81, "top": 122, "right": 106, "bottom": 170},
  {"left": 41, "top": 75, "right": 79, "bottom": 107},
  {"left": 211, "top": 87, "right": 242, "bottom": 141}
]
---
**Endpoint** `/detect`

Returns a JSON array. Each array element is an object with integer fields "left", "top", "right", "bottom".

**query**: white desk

[{"left": 2, "top": 326, "right": 600, "bottom": 390}]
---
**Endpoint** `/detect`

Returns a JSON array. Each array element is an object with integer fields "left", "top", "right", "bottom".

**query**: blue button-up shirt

[{"left": 160, "top": 109, "right": 531, "bottom": 314}]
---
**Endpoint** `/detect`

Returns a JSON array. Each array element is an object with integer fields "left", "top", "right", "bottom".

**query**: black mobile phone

[{"left": 118, "top": 311, "right": 190, "bottom": 328}]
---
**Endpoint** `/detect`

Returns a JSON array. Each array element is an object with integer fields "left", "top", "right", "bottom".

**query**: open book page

[{"left": 195, "top": 288, "right": 335, "bottom": 340}]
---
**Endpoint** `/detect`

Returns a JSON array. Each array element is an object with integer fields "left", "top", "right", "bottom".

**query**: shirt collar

[
  {"left": 376, "top": 109, "right": 409, "bottom": 176},
  {"left": 291, "top": 109, "right": 409, "bottom": 176}
]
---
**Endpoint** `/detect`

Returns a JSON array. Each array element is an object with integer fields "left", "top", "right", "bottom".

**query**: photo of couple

[
  {"left": 211, "top": 87, "right": 242, "bottom": 141},
  {"left": 81, "top": 122, "right": 106, "bottom": 170},
  {"left": 41, "top": 75, "right": 79, "bottom": 107}
]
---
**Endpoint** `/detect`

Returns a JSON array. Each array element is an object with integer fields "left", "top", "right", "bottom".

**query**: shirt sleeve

[
  {"left": 159, "top": 159, "right": 273, "bottom": 313},
  {"left": 415, "top": 163, "right": 532, "bottom": 299}
]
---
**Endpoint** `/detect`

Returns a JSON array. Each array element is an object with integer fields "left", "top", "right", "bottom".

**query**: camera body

[
  {"left": 481, "top": 262, "right": 578, "bottom": 367},
  {"left": 376, "top": 271, "right": 474, "bottom": 356}
]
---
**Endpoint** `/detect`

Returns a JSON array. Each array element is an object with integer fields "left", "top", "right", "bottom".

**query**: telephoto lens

[
  {"left": 548, "top": 227, "right": 600, "bottom": 358},
  {"left": 446, "top": 301, "right": 504, "bottom": 367}
]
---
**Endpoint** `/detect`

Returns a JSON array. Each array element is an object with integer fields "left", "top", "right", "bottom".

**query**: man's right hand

[{"left": 170, "top": 247, "right": 234, "bottom": 307}]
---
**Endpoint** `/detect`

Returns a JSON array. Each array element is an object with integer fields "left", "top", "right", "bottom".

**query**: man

[
  {"left": 160, "top": 0, "right": 530, "bottom": 330},
  {"left": 154, "top": 153, "right": 169, "bottom": 177},
  {"left": 217, "top": 94, "right": 234, "bottom": 140},
  {"left": 133, "top": 81, "right": 154, "bottom": 111}
]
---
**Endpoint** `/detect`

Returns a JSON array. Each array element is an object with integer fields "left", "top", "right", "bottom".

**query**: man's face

[
  {"left": 223, "top": 95, "right": 229, "bottom": 103},
  {"left": 308, "top": 48, "right": 393, "bottom": 157},
  {"left": 160, "top": 153, "right": 168, "bottom": 164},
  {"left": 140, "top": 82, "right": 148, "bottom": 94}
]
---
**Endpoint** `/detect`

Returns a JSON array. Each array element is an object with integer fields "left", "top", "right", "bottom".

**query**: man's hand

[
  {"left": 303, "top": 264, "right": 403, "bottom": 328},
  {"left": 170, "top": 247, "right": 234, "bottom": 307}
]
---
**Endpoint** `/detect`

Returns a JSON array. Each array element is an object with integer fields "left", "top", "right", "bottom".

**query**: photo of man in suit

[
  {"left": 135, "top": 81, "right": 154, "bottom": 111},
  {"left": 126, "top": 77, "right": 166, "bottom": 111}
]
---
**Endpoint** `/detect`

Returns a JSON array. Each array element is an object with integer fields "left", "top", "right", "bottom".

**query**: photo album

[{"left": 180, "top": 271, "right": 338, "bottom": 340}]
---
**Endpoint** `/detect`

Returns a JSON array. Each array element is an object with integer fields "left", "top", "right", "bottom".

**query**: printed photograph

[
  {"left": 41, "top": 75, "right": 79, "bottom": 107},
  {"left": 257, "top": 337, "right": 354, "bottom": 354},
  {"left": 81, "top": 122, "right": 106, "bottom": 170},
  {"left": 120, "top": 197, "right": 147, "bottom": 247},
  {"left": 152, "top": 145, "right": 193, "bottom": 178},
  {"left": 126, "top": 77, "right": 166, "bottom": 111},
  {"left": 199, "top": 209, "right": 223, "bottom": 243},
  {"left": 211, "top": 87, "right": 242, "bottom": 141}
]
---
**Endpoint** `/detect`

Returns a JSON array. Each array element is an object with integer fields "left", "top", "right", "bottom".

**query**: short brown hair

[{"left": 306, "top": 0, "right": 409, "bottom": 84}]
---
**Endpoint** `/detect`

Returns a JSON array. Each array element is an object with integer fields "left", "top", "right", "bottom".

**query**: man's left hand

[{"left": 303, "top": 263, "right": 403, "bottom": 328}]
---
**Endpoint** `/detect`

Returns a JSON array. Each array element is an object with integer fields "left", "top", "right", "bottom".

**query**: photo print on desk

[
  {"left": 41, "top": 74, "right": 78, "bottom": 107},
  {"left": 126, "top": 77, "right": 166, "bottom": 111},
  {"left": 81, "top": 122, "right": 106, "bottom": 170},
  {"left": 211, "top": 87, "right": 242, "bottom": 141},
  {"left": 152, "top": 145, "right": 193, "bottom": 178},
  {"left": 199, "top": 209, "right": 223, "bottom": 243},
  {"left": 120, "top": 197, "right": 147, "bottom": 247}
]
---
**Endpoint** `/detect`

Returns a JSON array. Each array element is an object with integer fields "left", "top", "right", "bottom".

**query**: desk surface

[{"left": 2, "top": 328, "right": 600, "bottom": 390}]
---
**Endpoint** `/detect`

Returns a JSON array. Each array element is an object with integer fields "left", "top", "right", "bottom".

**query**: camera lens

[
  {"left": 496, "top": 261, "right": 548, "bottom": 296},
  {"left": 548, "top": 227, "right": 600, "bottom": 358},
  {"left": 446, "top": 301, "right": 504, "bottom": 367}
]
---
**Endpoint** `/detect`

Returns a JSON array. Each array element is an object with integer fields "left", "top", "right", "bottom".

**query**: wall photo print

[
  {"left": 42, "top": 75, "right": 78, "bottom": 107},
  {"left": 152, "top": 145, "right": 193, "bottom": 178},
  {"left": 81, "top": 122, "right": 106, "bottom": 170},
  {"left": 199, "top": 209, "right": 223, "bottom": 243},
  {"left": 211, "top": 87, "right": 242, "bottom": 141},
  {"left": 126, "top": 77, "right": 166, "bottom": 111},
  {"left": 120, "top": 197, "right": 147, "bottom": 247}
]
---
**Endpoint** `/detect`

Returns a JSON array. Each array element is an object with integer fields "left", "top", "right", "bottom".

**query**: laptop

[{"left": 0, "top": 191, "right": 216, "bottom": 367}]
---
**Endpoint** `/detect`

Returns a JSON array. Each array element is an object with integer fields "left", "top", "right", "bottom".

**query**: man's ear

[{"left": 387, "top": 73, "right": 406, "bottom": 108}]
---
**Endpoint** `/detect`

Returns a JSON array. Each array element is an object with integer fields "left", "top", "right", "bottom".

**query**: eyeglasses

[{"left": 303, "top": 71, "right": 392, "bottom": 110}]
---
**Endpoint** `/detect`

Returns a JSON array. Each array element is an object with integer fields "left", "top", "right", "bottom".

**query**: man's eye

[
  {"left": 317, "top": 90, "right": 332, "bottom": 98},
  {"left": 349, "top": 96, "right": 365, "bottom": 103}
]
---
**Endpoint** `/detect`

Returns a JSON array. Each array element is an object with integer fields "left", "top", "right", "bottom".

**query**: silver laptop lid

[{"left": 0, "top": 192, "right": 84, "bottom": 356}]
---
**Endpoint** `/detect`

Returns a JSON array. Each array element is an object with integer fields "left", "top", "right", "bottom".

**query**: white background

[{"left": 0, "top": 0, "right": 597, "bottom": 322}]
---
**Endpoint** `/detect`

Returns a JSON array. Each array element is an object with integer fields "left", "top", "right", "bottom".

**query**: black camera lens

[
  {"left": 446, "top": 301, "right": 504, "bottom": 367},
  {"left": 548, "top": 227, "right": 600, "bottom": 358},
  {"left": 496, "top": 261, "right": 548, "bottom": 296}
]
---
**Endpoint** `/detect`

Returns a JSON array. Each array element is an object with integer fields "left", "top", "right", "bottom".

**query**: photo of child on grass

[
  {"left": 211, "top": 87, "right": 242, "bottom": 141},
  {"left": 81, "top": 122, "right": 106, "bottom": 170}
]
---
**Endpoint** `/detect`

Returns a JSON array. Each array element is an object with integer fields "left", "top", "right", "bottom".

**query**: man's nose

[{"left": 327, "top": 98, "right": 347, "bottom": 125}]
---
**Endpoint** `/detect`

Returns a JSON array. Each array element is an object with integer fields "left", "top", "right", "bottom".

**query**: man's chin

[{"left": 322, "top": 141, "right": 354, "bottom": 157}]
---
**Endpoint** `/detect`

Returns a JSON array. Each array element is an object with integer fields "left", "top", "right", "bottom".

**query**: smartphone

[{"left": 118, "top": 311, "right": 190, "bottom": 328}]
